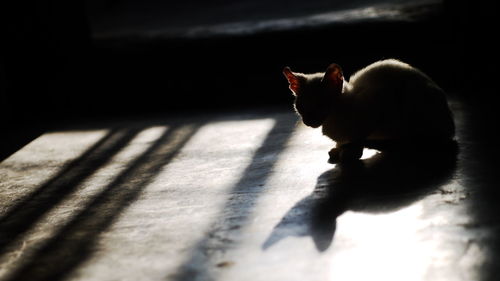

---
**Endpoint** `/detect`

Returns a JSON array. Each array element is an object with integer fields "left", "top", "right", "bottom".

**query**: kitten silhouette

[{"left": 283, "top": 59, "right": 455, "bottom": 163}]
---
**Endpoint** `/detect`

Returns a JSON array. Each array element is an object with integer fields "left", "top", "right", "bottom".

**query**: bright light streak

[{"left": 329, "top": 202, "right": 430, "bottom": 281}]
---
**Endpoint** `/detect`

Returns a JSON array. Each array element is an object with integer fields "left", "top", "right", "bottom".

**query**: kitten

[{"left": 283, "top": 59, "right": 455, "bottom": 163}]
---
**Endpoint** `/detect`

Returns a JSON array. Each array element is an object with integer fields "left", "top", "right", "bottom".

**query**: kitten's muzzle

[{"left": 302, "top": 118, "right": 322, "bottom": 128}]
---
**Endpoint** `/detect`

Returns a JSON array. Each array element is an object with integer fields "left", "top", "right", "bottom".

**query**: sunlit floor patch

[
  {"left": 0, "top": 126, "right": 170, "bottom": 277},
  {"left": 0, "top": 103, "right": 484, "bottom": 281},
  {"left": 0, "top": 129, "right": 111, "bottom": 216},
  {"left": 0, "top": 116, "right": 282, "bottom": 281},
  {"left": 329, "top": 203, "right": 429, "bottom": 281}
]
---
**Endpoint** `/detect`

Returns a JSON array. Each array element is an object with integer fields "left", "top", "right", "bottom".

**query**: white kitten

[{"left": 283, "top": 59, "right": 455, "bottom": 163}]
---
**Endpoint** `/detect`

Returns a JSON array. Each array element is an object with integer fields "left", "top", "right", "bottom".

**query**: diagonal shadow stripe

[
  {"left": 0, "top": 128, "right": 142, "bottom": 255},
  {"left": 0, "top": 129, "right": 117, "bottom": 223},
  {"left": 3, "top": 123, "right": 201, "bottom": 281},
  {"left": 171, "top": 114, "right": 297, "bottom": 281}
]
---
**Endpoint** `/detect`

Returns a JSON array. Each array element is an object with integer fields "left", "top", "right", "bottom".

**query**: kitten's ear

[
  {"left": 283, "top": 66, "right": 300, "bottom": 95},
  {"left": 323, "top": 63, "right": 344, "bottom": 92}
]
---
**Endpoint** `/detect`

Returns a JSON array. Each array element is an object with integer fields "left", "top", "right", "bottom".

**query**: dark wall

[
  {"left": 86, "top": 11, "right": 455, "bottom": 115},
  {"left": 444, "top": 0, "right": 496, "bottom": 89},
  {"left": 1, "top": 0, "right": 90, "bottom": 128},
  {"left": 2, "top": 0, "right": 496, "bottom": 125}
]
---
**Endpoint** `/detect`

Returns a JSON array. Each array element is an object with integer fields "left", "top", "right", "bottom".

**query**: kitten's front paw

[
  {"left": 328, "top": 148, "right": 341, "bottom": 164},
  {"left": 339, "top": 144, "right": 363, "bottom": 162}
]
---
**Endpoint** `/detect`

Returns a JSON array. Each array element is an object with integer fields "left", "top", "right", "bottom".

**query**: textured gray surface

[
  {"left": 1, "top": 100, "right": 499, "bottom": 281},
  {"left": 87, "top": 0, "right": 442, "bottom": 39}
]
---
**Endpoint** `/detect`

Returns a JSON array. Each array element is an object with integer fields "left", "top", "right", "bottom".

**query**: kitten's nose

[{"left": 303, "top": 118, "right": 322, "bottom": 128}]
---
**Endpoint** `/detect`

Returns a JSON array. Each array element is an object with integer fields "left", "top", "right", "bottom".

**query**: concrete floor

[{"left": 1, "top": 99, "right": 500, "bottom": 281}]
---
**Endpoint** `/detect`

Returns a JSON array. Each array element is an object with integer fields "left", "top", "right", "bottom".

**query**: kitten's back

[
  {"left": 348, "top": 59, "right": 431, "bottom": 96},
  {"left": 346, "top": 59, "right": 455, "bottom": 140}
]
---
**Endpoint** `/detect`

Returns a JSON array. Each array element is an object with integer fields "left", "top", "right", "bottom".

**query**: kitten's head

[{"left": 283, "top": 64, "right": 344, "bottom": 128}]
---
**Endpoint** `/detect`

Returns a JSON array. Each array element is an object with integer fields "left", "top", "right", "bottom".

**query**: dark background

[
  {"left": 2, "top": 3, "right": 500, "bottom": 279},
  {"left": 0, "top": 0, "right": 497, "bottom": 158}
]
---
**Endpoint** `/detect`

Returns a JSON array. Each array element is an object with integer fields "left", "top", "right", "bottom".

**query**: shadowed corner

[
  {"left": 0, "top": 126, "right": 43, "bottom": 162},
  {"left": 451, "top": 102, "right": 500, "bottom": 281},
  {"left": 263, "top": 140, "right": 459, "bottom": 252},
  {"left": 1, "top": 123, "right": 201, "bottom": 281}
]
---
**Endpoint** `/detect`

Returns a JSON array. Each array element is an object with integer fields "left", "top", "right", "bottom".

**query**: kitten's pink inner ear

[
  {"left": 324, "top": 63, "right": 344, "bottom": 92},
  {"left": 283, "top": 67, "right": 300, "bottom": 94}
]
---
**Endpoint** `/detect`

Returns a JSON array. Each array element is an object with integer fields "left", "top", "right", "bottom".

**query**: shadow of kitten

[{"left": 263, "top": 140, "right": 458, "bottom": 251}]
